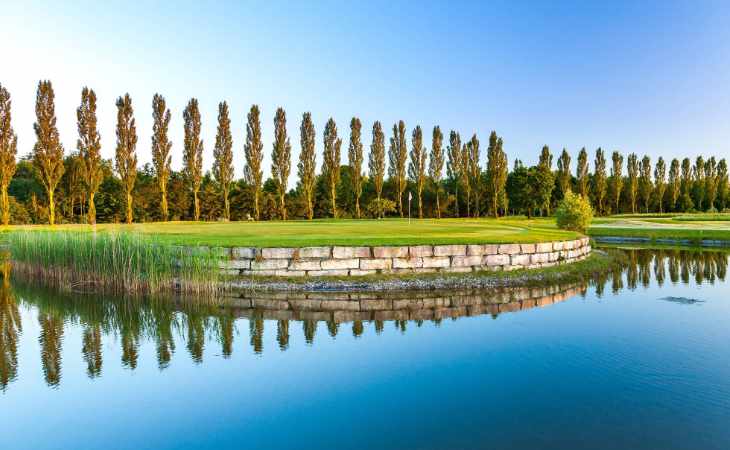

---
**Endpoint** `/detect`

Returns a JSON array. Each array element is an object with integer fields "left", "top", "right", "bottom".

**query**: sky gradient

[{"left": 3, "top": 0, "right": 730, "bottom": 181}]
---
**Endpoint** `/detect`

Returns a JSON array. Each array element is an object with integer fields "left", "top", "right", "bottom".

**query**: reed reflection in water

[{"left": 0, "top": 247, "right": 727, "bottom": 392}]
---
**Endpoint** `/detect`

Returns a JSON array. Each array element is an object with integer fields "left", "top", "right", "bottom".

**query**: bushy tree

[
  {"left": 556, "top": 191, "right": 593, "bottom": 232},
  {"left": 0, "top": 84, "right": 18, "bottom": 225},
  {"left": 271, "top": 107, "right": 291, "bottom": 220},
  {"left": 115, "top": 94, "right": 137, "bottom": 224},
  {"left": 388, "top": 120, "right": 407, "bottom": 217},
  {"left": 213, "top": 101, "right": 234, "bottom": 220},
  {"left": 151, "top": 94, "right": 172, "bottom": 220},
  {"left": 297, "top": 112, "right": 316, "bottom": 219}
]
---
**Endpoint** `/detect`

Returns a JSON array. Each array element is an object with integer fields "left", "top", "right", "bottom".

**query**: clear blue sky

[{"left": 3, "top": 0, "right": 730, "bottom": 180}]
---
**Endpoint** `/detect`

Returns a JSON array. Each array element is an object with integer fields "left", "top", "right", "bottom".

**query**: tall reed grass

[{"left": 7, "top": 231, "right": 223, "bottom": 295}]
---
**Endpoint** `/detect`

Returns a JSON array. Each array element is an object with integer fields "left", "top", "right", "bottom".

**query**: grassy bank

[
  {"left": 7, "top": 231, "right": 222, "bottom": 295},
  {"left": 2, "top": 218, "right": 578, "bottom": 247},
  {"left": 589, "top": 215, "right": 730, "bottom": 244}
]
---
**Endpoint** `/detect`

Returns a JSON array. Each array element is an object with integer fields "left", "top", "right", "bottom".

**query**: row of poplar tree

[{"left": 0, "top": 81, "right": 727, "bottom": 225}]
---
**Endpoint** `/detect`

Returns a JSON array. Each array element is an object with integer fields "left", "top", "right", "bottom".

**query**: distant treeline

[{"left": 0, "top": 81, "right": 727, "bottom": 225}]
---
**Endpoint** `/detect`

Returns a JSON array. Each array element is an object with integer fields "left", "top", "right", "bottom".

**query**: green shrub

[{"left": 556, "top": 191, "right": 593, "bottom": 232}]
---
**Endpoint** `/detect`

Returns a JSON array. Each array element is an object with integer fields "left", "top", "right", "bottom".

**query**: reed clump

[{"left": 7, "top": 231, "right": 223, "bottom": 295}]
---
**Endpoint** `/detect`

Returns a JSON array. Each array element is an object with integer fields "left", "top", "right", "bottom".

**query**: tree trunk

[
  {"left": 355, "top": 196, "right": 360, "bottom": 219},
  {"left": 307, "top": 193, "right": 313, "bottom": 220},
  {"left": 160, "top": 188, "right": 168, "bottom": 221},
  {"left": 126, "top": 191, "right": 133, "bottom": 224},
  {"left": 377, "top": 192, "right": 382, "bottom": 219},
  {"left": 398, "top": 189, "right": 403, "bottom": 218},
  {"left": 279, "top": 193, "right": 287, "bottom": 220},
  {"left": 254, "top": 190, "right": 260, "bottom": 220},
  {"left": 466, "top": 191, "right": 471, "bottom": 217},
  {"left": 1, "top": 185, "right": 9, "bottom": 226},
  {"left": 88, "top": 191, "right": 96, "bottom": 225},
  {"left": 48, "top": 190, "right": 55, "bottom": 225},
  {"left": 331, "top": 185, "right": 337, "bottom": 218},
  {"left": 417, "top": 189, "right": 423, "bottom": 219},
  {"left": 223, "top": 187, "right": 230, "bottom": 220},
  {"left": 436, "top": 190, "right": 441, "bottom": 219},
  {"left": 193, "top": 190, "right": 200, "bottom": 221},
  {"left": 493, "top": 197, "right": 498, "bottom": 219}
]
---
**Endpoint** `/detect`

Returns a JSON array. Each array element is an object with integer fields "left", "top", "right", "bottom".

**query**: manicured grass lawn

[
  {"left": 589, "top": 214, "right": 730, "bottom": 242},
  {"left": 2, "top": 218, "right": 579, "bottom": 247}
]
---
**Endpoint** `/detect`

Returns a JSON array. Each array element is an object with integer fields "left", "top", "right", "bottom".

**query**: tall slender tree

[
  {"left": 718, "top": 159, "right": 729, "bottom": 211},
  {"left": 151, "top": 94, "right": 172, "bottom": 220},
  {"left": 32, "top": 81, "right": 65, "bottom": 225},
  {"left": 537, "top": 145, "right": 554, "bottom": 215},
  {"left": 271, "top": 107, "right": 291, "bottom": 220},
  {"left": 408, "top": 125, "right": 427, "bottom": 218},
  {"left": 705, "top": 156, "right": 718, "bottom": 210},
  {"left": 322, "top": 118, "right": 341, "bottom": 218},
  {"left": 576, "top": 147, "right": 589, "bottom": 197},
  {"left": 348, "top": 117, "right": 364, "bottom": 218},
  {"left": 388, "top": 120, "right": 408, "bottom": 217},
  {"left": 627, "top": 153, "right": 639, "bottom": 213},
  {"left": 466, "top": 134, "right": 481, "bottom": 217},
  {"left": 297, "top": 112, "right": 316, "bottom": 220},
  {"left": 183, "top": 98, "right": 203, "bottom": 221},
  {"left": 446, "top": 131, "right": 463, "bottom": 217},
  {"left": 0, "top": 84, "right": 17, "bottom": 225},
  {"left": 609, "top": 151, "right": 623, "bottom": 214},
  {"left": 429, "top": 126, "right": 444, "bottom": 218},
  {"left": 460, "top": 143, "right": 472, "bottom": 217},
  {"left": 593, "top": 148, "right": 607, "bottom": 215},
  {"left": 557, "top": 148, "right": 571, "bottom": 197},
  {"left": 76, "top": 88, "right": 102, "bottom": 225},
  {"left": 680, "top": 158, "right": 694, "bottom": 211},
  {"left": 213, "top": 101, "right": 234, "bottom": 220},
  {"left": 693, "top": 156, "right": 705, "bottom": 210},
  {"left": 654, "top": 157, "right": 666, "bottom": 213},
  {"left": 639, "top": 155, "right": 652, "bottom": 213},
  {"left": 668, "top": 158, "right": 680, "bottom": 211},
  {"left": 244, "top": 105, "right": 264, "bottom": 220},
  {"left": 486, "top": 131, "right": 507, "bottom": 218},
  {"left": 369, "top": 121, "right": 386, "bottom": 218},
  {"left": 115, "top": 94, "right": 137, "bottom": 224}
]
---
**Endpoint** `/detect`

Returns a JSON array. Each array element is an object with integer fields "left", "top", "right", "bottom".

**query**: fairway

[
  {"left": 5, "top": 218, "right": 579, "bottom": 247},
  {"left": 589, "top": 214, "right": 730, "bottom": 242}
]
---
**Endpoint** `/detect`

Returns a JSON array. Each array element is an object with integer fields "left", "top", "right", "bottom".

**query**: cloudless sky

[{"left": 3, "top": 0, "right": 730, "bottom": 181}]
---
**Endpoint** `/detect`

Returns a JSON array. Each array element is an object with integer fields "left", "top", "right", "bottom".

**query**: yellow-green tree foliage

[
  {"left": 576, "top": 147, "right": 589, "bottom": 198},
  {"left": 32, "top": 81, "right": 65, "bottom": 225},
  {"left": 244, "top": 105, "right": 264, "bottom": 220},
  {"left": 151, "top": 94, "right": 172, "bottom": 220},
  {"left": 348, "top": 117, "right": 364, "bottom": 218},
  {"left": 183, "top": 98, "right": 204, "bottom": 221},
  {"left": 322, "top": 118, "right": 342, "bottom": 218},
  {"left": 297, "top": 112, "right": 316, "bottom": 219},
  {"left": 486, "top": 131, "right": 507, "bottom": 217},
  {"left": 114, "top": 94, "right": 138, "bottom": 224},
  {"left": 213, "top": 101, "right": 234, "bottom": 220},
  {"left": 446, "top": 131, "right": 462, "bottom": 217},
  {"left": 408, "top": 125, "right": 427, "bottom": 218},
  {"left": 466, "top": 134, "right": 480, "bottom": 217},
  {"left": 77, "top": 87, "right": 103, "bottom": 225},
  {"left": 0, "top": 84, "right": 18, "bottom": 225},
  {"left": 556, "top": 191, "right": 593, "bottom": 232},
  {"left": 368, "top": 121, "right": 385, "bottom": 218},
  {"left": 271, "top": 107, "right": 291, "bottom": 220},
  {"left": 388, "top": 120, "right": 407, "bottom": 217},
  {"left": 428, "top": 126, "right": 444, "bottom": 218}
]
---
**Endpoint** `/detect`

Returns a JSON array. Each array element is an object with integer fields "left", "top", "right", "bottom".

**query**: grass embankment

[
  {"left": 7, "top": 231, "right": 222, "bottom": 295},
  {"left": 589, "top": 214, "right": 730, "bottom": 243},
  {"left": 3, "top": 218, "right": 578, "bottom": 247}
]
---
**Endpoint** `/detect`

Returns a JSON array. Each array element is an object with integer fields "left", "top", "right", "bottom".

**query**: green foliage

[
  {"left": 271, "top": 107, "right": 291, "bottom": 220},
  {"left": 388, "top": 120, "right": 408, "bottom": 217},
  {"left": 368, "top": 121, "right": 386, "bottom": 217},
  {"left": 365, "top": 198, "right": 397, "bottom": 218},
  {"left": 212, "top": 101, "right": 234, "bottom": 220},
  {"left": 182, "top": 98, "right": 203, "bottom": 221},
  {"left": 556, "top": 191, "right": 593, "bottom": 232}
]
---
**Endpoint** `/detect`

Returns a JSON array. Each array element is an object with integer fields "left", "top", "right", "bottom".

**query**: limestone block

[
  {"left": 433, "top": 245, "right": 467, "bottom": 256},
  {"left": 360, "top": 299, "right": 393, "bottom": 311},
  {"left": 520, "top": 243, "right": 536, "bottom": 254},
  {"left": 289, "top": 259, "right": 321, "bottom": 271},
  {"left": 483, "top": 244, "right": 499, "bottom": 255},
  {"left": 498, "top": 244, "right": 521, "bottom": 255},
  {"left": 261, "top": 247, "right": 296, "bottom": 259},
  {"left": 409, "top": 245, "right": 434, "bottom": 257},
  {"left": 232, "top": 247, "right": 257, "bottom": 259},
  {"left": 251, "top": 259, "right": 289, "bottom": 270},
  {"left": 511, "top": 254, "right": 531, "bottom": 266},
  {"left": 536, "top": 242, "right": 553, "bottom": 253},
  {"left": 349, "top": 269, "right": 377, "bottom": 276},
  {"left": 298, "top": 246, "right": 331, "bottom": 258},
  {"left": 422, "top": 256, "right": 451, "bottom": 268},
  {"left": 552, "top": 241, "right": 564, "bottom": 251},
  {"left": 466, "top": 245, "right": 484, "bottom": 256},
  {"left": 321, "top": 258, "right": 360, "bottom": 270},
  {"left": 451, "top": 255, "right": 483, "bottom": 267},
  {"left": 393, "top": 257, "right": 423, "bottom": 269},
  {"left": 219, "top": 259, "right": 251, "bottom": 270},
  {"left": 319, "top": 300, "right": 360, "bottom": 311},
  {"left": 530, "top": 253, "right": 550, "bottom": 264},
  {"left": 485, "top": 254, "right": 510, "bottom": 266},
  {"left": 332, "top": 246, "right": 371, "bottom": 258},
  {"left": 359, "top": 258, "right": 392, "bottom": 270},
  {"left": 373, "top": 246, "right": 409, "bottom": 258}
]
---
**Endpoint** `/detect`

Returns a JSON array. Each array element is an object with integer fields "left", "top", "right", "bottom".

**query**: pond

[{"left": 1, "top": 248, "right": 730, "bottom": 450}]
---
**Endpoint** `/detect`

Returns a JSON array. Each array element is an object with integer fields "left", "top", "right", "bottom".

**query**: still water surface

[{"left": 1, "top": 248, "right": 730, "bottom": 449}]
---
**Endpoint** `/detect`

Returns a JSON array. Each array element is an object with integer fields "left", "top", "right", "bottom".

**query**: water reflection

[{"left": 1, "top": 247, "right": 728, "bottom": 392}]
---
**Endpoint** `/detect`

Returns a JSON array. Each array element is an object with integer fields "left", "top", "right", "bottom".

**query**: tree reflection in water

[{"left": 1, "top": 247, "right": 728, "bottom": 390}]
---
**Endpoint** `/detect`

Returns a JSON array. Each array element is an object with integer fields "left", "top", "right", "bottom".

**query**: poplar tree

[
  {"left": 693, "top": 156, "right": 705, "bottom": 210},
  {"left": 654, "top": 157, "right": 666, "bottom": 213},
  {"left": 213, "top": 101, "right": 234, "bottom": 220},
  {"left": 610, "top": 151, "right": 624, "bottom": 214},
  {"left": 408, "top": 125, "right": 427, "bottom": 218},
  {"left": 680, "top": 158, "right": 694, "bottom": 211},
  {"left": 460, "top": 143, "right": 472, "bottom": 217},
  {"left": 639, "top": 155, "right": 652, "bottom": 213},
  {"left": 32, "top": 81, "right": 65, "bottom": 225},
  {"left": 486, "top": 131, "right": 507, "bottom": 218},
  {"left": 388, "top": 120, "right": 408, "bottom": 217},
  {"left": 705, "top": 157, "right": 718, "bottom": 210},
  {"left": 717, "top": 159, "right": 728, "bottom": 210},
  {"left": 428, "top": 126, "right": 444, "bottom": 218},
  {"left": 466, "top": 134, "right": 481, "bottom": 217},
  {"left": 115, "top": 94, "right": 137, "bottom": 224},
  {"left": 593, "top": 148, "right": 607, "bottom": 215},
  {"left": 668, "top": 158, "right": 680, "bottom": 211},
  {"left": 76, "top": 88, "right": 103, "bottom": 225},
  {"left": 183, "top": 98, "right": 203, "bottom": 221},
  {"left": 322, "top": 118, "right": 341, "bottom": 218},
  {"left": 244, "top": 105, "right": 264, "bottom": 220},
  {"left": 537, "top": 145, "right": 554, "bottom": 215},
  {"left": 576, "top": 147, "right": 589, "bottom": 197},
  {"left": 446, "top": 131, "right": 463, "bottom": 217},
  {"left": 0, "top": 84, "right": 17, "bottom": 225},
  {"left": 348, "top": 117, "right": 364, "bottom": 218},
  {"left": 369, "top": 121, "right": 386, "bottom": 218},
  {"left": 271, "top": 107, "right": 291, "bottom": 220},
  {"left": 627, "top": 153, "right": 639, "bottom": 213},
  {"left": 297, "top": 112, "right": 316, "bottom": 220},
  {"left": 557, "top": 148, "right": 571, "bottom": 197},
  {"left": 151, "top": 94, "right": 172, "bottom": 220}
]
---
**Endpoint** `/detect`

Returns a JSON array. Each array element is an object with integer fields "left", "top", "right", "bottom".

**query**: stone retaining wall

[{"left": 216, "top": 237, "right": 591, "bottom": 278}]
